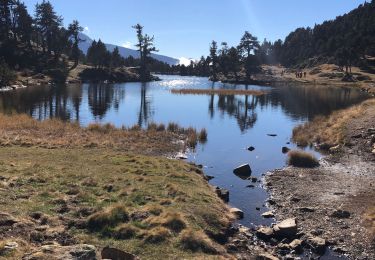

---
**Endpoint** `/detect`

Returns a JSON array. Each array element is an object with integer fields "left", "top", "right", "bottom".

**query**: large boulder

[
  {"left": 233, "top": 164, "right": 252, "bottom": 179},
  {"left": 273, "top": 218, "right": 297, "bottom": 238},
  {"left": 101, "top": 247, "right": 139, "bottom": 260}
]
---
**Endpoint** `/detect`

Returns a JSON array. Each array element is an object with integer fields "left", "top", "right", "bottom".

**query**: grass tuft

[
  {"left": 198, "top": 128, "right": 208, "bottom": 143},
  {"left": 113, "top": 223, "right": 139, "bottom": 240},
  {"left": 87, "top": 205, "right": 129, "bottom": 231},
  {"left": 144, "top": 227, "right": 172, "bottom": 244},
  {"left": 179, "top": 229, "right": 218, "bottom": 254},
  {"left": 161, "top": 212, "right": 186, "bottom": 233},
  {"left": 287, "top": 150, "right": 319, "bottom": 168}
]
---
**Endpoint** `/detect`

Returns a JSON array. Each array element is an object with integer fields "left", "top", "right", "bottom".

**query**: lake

[{"left": 0, "top": 75, "right": 369, "bottom": 229}]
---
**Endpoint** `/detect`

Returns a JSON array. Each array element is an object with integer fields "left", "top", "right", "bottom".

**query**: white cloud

[
  {"left": 179, "top": 57, "right": 195, "bottom": 66},
  {"left": 83, "top": 26, "right": 90, "bottom": 34},
  {"left": 121, "top": 41, "right": 132, "bottom": 48}
]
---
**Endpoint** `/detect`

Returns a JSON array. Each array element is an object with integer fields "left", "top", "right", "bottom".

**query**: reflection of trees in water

[
  {"left": 87, "top": 83, "right": 125, "bottom": 120},
  {"left": 256, "top": 85, "right": 368, "bottom": 121},
  {"left": 216, "top": 94, "right": 258, "bottom": 132},
  {"left": 137, "top": 83, "right": 154, "bottom": 127}
]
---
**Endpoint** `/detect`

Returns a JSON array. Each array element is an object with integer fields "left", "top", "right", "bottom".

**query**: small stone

[
  {"left": 0, "top": 242, "right": 18, "bottom": 255},
  {"left": 230, "top": 208, "right": 244, "bottom": 219},
  {"left": 308, "top": 236, "right": 326, "bottom": 254},
  {"left": 282, "top": 147, "right": 290, "bottom": 154},
  {"left": 289, "top": 239, "right": 303, "bottom": 250},
  {"left": 298, "top": 207, "right": 315, "bottom": 212},
  {"left": 262, "top": 211, "right": 274, "bottom": 218},
  {"left": 331, "top": 209, "right": 350, "bottom": 219},
  {"left": 248, "top": 146, "right": 255, "bottom": 151},
  {"left": 273, "top": 218, "right": 297, "bottom": 238},
  {"left": 246, "top": 184, "right": 255, "bottom": 188},
  {"left": 267, "top": 134, "right": 277, "bottom": 137},
  {"left": 256, "top": 226, "right": 274, "bottom": 240},
  {"left": 256, "top": 253, "right": 279, "bottom": 260},
  {"left": 215, "top": 187, "right": 229, "bottom": 202}
]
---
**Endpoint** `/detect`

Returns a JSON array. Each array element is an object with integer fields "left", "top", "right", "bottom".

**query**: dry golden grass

[
  {"left": 287, "top": 150, "right": 319, "bottom": 168},
  {"left": 0, "top": 114, "right": 207, "bottom": 155},
  {"left": 179, "top": 229, "right": 219, "bottom": 254},
  {"left": 171, "top": 88, "right": 266, "bottom": 96},
  {"left": 293, "top": 99, "right": 375, "bottom": 148}
]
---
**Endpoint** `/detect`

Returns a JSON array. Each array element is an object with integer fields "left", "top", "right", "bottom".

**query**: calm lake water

[{"left": 0, "top": 75, "right": 369, "bottom": 230}]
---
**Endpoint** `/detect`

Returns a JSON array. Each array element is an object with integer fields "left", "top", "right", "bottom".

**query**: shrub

[
  {"left": 287, "top": 150, "right": 319, "bottom": 168},
  {"left": 87, "top": 205, "right": 129, "bottom": 231},
  {"left": 167, "top": 122, "right": 179, "bottom": 133},
  {"left": 156, "top": 123, "right": 165, "bottom": 132},
  {"left": 179, "top": 229, "right": 218, "bottom": 254},
  {"left": 128, "top": 124, "right": 141, "bottom": 131},
  {"left": 147, "top": 122, "right": 158, "bottom": 131}
]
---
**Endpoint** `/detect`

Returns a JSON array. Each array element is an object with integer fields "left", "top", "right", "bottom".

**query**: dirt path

[{"left": 266, "top": 102, "right": 375, "bottom": 259}]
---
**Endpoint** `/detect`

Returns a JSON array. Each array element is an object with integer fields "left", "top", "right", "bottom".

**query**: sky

[{"left": 23, "top": 0, "right": 367, "bottom": 61}]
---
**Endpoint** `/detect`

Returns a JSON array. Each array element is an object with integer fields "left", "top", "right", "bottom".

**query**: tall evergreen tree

[
  {"left": 13, "top": 1, "right": 33, "bottom": 47},
  {"left": 209, "top": 40, "right": 218, "bottom": 80},
  {"left": 68, "top": 20, "right": 83, "bottom": 68},
  {"left": 35, "top": 0, "right": 62, "bottom": 53},
  {"left": 238, "top": 31, "right": 260, "bottom": 79}
]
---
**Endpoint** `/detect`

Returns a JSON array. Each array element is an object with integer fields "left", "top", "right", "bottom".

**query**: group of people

[{"left": 295, "top": 71, "right": 307, "bottom": 78}]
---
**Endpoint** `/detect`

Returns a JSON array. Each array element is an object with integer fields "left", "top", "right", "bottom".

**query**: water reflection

[{"left": 0, "top": 76, "right": 369, "bottom": 131}]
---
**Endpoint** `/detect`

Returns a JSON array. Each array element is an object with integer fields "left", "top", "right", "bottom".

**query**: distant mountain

[{"left": 78, "top": 33, "right": 179, "bottom": 66}]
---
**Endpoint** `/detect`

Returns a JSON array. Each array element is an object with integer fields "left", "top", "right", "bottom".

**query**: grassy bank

[
  {"left": 293, "top": 99, "right": 375, "bottom": 148},
  {"left": 0, "top": 115, "right": 231, "bottom": 259}
]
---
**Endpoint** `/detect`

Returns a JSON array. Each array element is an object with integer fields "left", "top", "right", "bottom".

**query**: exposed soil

[{"left": 265, "top": 101, "right": 375, "bottom": 259}]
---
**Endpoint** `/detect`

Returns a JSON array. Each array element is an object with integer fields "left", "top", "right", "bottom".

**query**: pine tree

[
  {"left": 68, "top": 20, "right": 83, "bottom": 68},
  {"left": 35, "top": 0, "right": 62, "bottom": 53},
  {"left": 13, "top": 1, "right": 33, "bottom": 47},
  {"left": 209, "top": 40, "right": 218, "bottom": 80}
]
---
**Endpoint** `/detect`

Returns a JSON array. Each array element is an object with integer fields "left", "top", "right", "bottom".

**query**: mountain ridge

[{"left": 78, "top": 33, "right": 179, "bottom": 66}]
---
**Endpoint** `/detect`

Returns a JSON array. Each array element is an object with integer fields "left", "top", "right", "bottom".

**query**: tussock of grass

[
  {"left": 113, "top": 223, "right": 139, "bottom": 240},
  {"left": 87, "top": 205, "right": 129, "bottom": 232},
  {"left": 287, "top": 150, "right": 319, "bottom": 168},
  {"left": 199, "top": 128, "right": 208, "bottom": 143},
  {"left": 179, "top": 229, "right": 218, "bottom": 254},
  {"left": 171, "top": 88, "right": 266, "bottom": 96},
  {"left": 293, "top": 99, "right": 375, "bottom": 148},
  {"left": 144, "top": 227, "right": 172, "bottom": 244},
  {"left": 150, "top": 212, "right": 187, "bottom": 233}
]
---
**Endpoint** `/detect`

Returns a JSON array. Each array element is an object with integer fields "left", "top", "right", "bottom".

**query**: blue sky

[{"left": 23, "top": 0, "right": 367, "bottom": 60}]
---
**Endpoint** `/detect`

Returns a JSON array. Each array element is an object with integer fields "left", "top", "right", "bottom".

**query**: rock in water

[
  {"left": 267, "top": 134, "right": 277, "bottom": 137},
  {"left": 273, "top": 218, "right": 297, "bottom": 238},
  {"left": 215, "top": 187, "right": 229, "bottom": 202},
  {"left": 230, "top": 208, "right": 244, "bottom": 219},
  {"left": 282, "top": 147, "right": 290, "bottom": 154},
  {"left": 102, "top": 247, "right": 139, "bottom": 260},
  {"left": 233, "top": 164, "right": 252, "bottom": 179},
  {"left": 262, "top": 211, "right": 275, "bottom": 218},
  {"left": 247, "top": 146, "right": 255, "bottom": 151}
]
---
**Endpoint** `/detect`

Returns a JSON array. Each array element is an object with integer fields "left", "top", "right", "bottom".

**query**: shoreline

[{"left": 264, "top": 99, "right": 375, "bottom": 259}]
